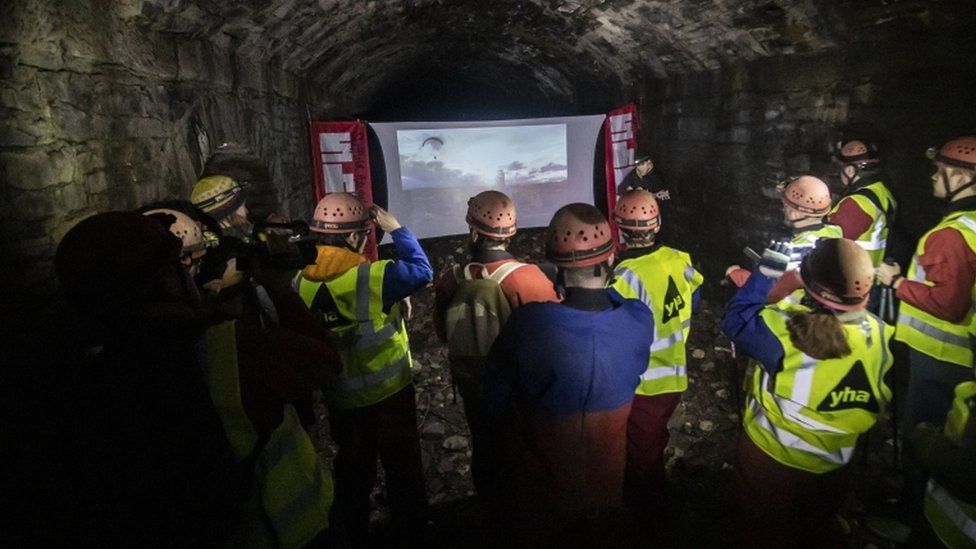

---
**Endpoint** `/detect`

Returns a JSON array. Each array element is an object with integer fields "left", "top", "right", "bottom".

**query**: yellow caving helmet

[{"left": 191, "top": 176, "right": 245, "bottom": 220}]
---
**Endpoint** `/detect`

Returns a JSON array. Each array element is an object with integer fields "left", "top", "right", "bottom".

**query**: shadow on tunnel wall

[{"left": 201, "top": 143, "right": 280, "bottom": 222}]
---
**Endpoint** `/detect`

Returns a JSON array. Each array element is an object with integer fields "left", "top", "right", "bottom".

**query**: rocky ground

[{"left": 313, "top": 229, "right": 905, "bottom": 548}]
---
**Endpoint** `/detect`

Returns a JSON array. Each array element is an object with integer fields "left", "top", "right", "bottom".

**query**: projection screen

[{"left": 370, "top": 115, "right": 606, "bottom": 241}]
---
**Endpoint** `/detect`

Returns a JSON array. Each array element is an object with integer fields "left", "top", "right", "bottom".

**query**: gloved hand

[{"left": 758, "top": 240, "right": 793, "bottom": 279}]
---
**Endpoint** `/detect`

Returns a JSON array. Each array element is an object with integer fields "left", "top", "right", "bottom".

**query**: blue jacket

[
  {"left": 486, "top": 289, "right": 653, "bottom": 418},
  {"left": 721, "top": 268, "right": 786, "bottom": 374},
  {"left": 381, "top": 227, "right": 433, "bottom": 311}
]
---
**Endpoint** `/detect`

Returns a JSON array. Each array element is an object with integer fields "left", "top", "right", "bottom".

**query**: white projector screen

[{"left": 370, "top": 115, "right": 606, "bottom": 241}]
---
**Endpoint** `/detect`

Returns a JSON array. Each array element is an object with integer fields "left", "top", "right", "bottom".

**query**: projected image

[{"left": 397, "top": 124, "right": 568, "bottom": 190}]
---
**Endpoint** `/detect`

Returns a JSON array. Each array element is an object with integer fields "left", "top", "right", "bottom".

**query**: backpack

[{"left": 444, "top": 261, "right": 526, "bottom": 362}]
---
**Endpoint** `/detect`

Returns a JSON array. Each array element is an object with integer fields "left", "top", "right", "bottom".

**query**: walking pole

[{"left": 881, "top": 258, "right": 900, "bottom": 470}]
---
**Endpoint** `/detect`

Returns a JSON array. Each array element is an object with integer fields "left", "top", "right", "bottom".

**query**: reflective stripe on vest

[
  {"left": 203, "top": 321, "right": 259, "bottom": 459},
  {"left": 298, "top": 260, "right": 413, "bottom": 409},
  {"left": 829, "top": 181, "right": 895, "bottom": 267},
  {"left": 202, "top": 323, "right": 333, "bottom": 548},
  {"left": 256, "top": 405, "right": 334, "bottom": 549},
  {"left": 895, "top": 211, "right": 976, "bottom": 368},
  {"left": 611, "top": 246, "right": 703, "bottom": 396},
  {"left": 925, "top": 481, "right": 976, "bottom": 548},
  {"left": 924, "top": 381, "right": 976, "bottom": 547},
  {"left": 743, "top": 308, "right": 893, "bottom": 472},
  {"left": 775, "top": 224, "right": 846, "bottom": 308},
  {"left": 787, "top": 224, "right": 845, "bottom": 270}
]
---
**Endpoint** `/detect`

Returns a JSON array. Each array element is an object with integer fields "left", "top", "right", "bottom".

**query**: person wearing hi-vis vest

[
  {"left": 141, "top": 205, "right": 348, "bottom": 548},
  {"left": 723, "top": 238, "right": 893, "bottom": 547},
  {"left": 908, "top": 379, "right": 976, "bottom": 547},
  {"left": 608, "top": 189, "right": 703, "bottom": 506},
  {"left": 295, "top": 193, "right": 433, "bottom": 546},
  {"left": 876, "top": 136, "right": 976, "bottom": 529},
  {"left": 726, "top": 176, "right": 843, "bottom": 307},
  {"left": 827, "top": 139, "right": 897, "bottom": 269}
]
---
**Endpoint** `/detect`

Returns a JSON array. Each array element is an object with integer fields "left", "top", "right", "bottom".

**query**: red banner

[
  {"left": 309, "top": 120, "right": 377, "bottom": 260},
  {"left": 603, "top": 103, "right": 639, "bottom": 245}
]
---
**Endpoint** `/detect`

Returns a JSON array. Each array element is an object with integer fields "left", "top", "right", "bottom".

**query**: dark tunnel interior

[{"left": 5, "top": 0, "right": 976, "bottom": 545}]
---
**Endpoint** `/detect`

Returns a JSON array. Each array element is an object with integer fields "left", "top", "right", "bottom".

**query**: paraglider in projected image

[
  {"left": 420, "top": 136, "right": 444, "bottom": 160},
  {"left": 396, "top": 124, "right": 568, "bottom": 191}
]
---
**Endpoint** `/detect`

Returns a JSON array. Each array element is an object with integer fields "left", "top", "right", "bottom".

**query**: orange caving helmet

[
  {"left": 545, "top": 203, "right": 615, "bottom": 268},
  {"left": 142, "top": 208, "right": 205, "bottom": 258},
  {"left": 927, "top": 136, "right": 976, "bottom": 171},
  {"left": 466, "top": 190, "right": 517, "bottom": 237},
  {"left": 613, "top": 189, "right": 661, "bottom": 233},
  {"left": 309, "top": 193, "right": 372, "bottom": 235},
  {"left": 800, "top": 238, "right": 873, "bottom": 311},
  {"left": 835, "top": 139, "right": 879, "bottom": 166},
  {"left": 781, "top": 176, "right": 832, "bottom": 216}
]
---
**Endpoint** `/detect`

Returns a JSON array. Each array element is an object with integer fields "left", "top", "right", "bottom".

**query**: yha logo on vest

[
  {"left": 816, "top": 361, "right": 880, "bottom": 412},
  {"left": 661, "top": 276, "right": 685, "bottom": 324}
]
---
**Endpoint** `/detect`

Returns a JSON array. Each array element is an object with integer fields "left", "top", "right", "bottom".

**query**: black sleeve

[{"left": 617, "top": 169, "right": 638, "bottom": 195}]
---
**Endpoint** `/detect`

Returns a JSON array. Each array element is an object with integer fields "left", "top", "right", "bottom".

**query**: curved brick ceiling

[{"left": 132, "top": 0, "right": 966, "bottom": 111}]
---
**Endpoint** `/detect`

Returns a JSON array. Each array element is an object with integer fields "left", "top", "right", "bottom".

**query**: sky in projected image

[{"left": 397, "top": 124, "right": 567, "bottom": 190}]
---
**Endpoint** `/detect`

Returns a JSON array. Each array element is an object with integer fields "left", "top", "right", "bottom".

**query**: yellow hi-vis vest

[
  {"left": 895, "top": 211, "right": 976, "bottom": 368},
  {"left": 775, "top": 224, "right": 846, "bottom": 310},
  {"left": 828, "top": 180, "right": 896, "bottom": 267},
  {"left": 610, "top": 246, "right": 704, "bottom": 396},
  {"left": 297, "top": 260, "right": 413, "bottom": 409},
  {"left": 742, "top": 308, "right": 893, "bottom": 473},
  {"left": 202, "top": 321, "right": 333, "bottom": 548},
  {"left": 925, "top": 381, "right": 976, "bottom": 548},
  {"left": 787, "top": 224, "right": 845, "bottom": 270}
]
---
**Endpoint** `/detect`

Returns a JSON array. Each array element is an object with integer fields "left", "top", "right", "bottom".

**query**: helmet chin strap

[{"left": 945, "top": 173, "right": 976, "bottom": 201}]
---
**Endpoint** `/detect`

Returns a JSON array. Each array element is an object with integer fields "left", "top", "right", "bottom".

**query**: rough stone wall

[
  {"left": 1, "top": 1, "right": 319, "bottom": 321},
  {"left": 640, "top": 28, "right": 976, "bottom": 288}
]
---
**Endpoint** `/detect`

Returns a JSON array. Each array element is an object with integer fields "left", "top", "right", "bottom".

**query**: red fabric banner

[
  {"left": 309, "top": 120, "right": 377, "bottom": 260},
  {"left": 603, "top": 103, "right": 639, "bottom": 246}
]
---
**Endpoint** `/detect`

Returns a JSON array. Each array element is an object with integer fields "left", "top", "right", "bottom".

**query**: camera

[
  {"left": 249, "top": 220, "right": 319, "bottom": 271},
  {"left": 196, "top": 220, "right": 319, "bottom": 288}
]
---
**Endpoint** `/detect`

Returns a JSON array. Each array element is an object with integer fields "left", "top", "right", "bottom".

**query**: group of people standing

[
  {"left": 54, "top": 135, "right": 976, "bottom": 548},
  {"left": 722, "top": 136, "right": 976, "bottom": 547}
]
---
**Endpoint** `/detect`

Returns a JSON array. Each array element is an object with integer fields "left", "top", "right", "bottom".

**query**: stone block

[
  {"left": 676, "top": 116, "right": 716, "bottom": 141},
  {"left": 9, "top": 235, "right": 53, "bottom": 258},
  {"left": 76, "top": 144, "right": 107, "bottom": 174},
  {"left": 727, "top": 126, "right": 752, "bottom": 144},
  {"left": 786, "top": 154, "right": 811, "bottom": 173},
  {"left": 59, "top": 106, "right": 103, "bottom": 141},
  {"left": 36, "top": 71, "right": 71, "bottom": 103},
  {"left": 0, "top": 123, "right": 42, "bottom": 147},
  {"left": 177, "top": 39, "right": 206, "bottom": 82},
  {"left": 3, "top": 148, "right": 73, "bottom": 191},
  {"left": 85, "top": 171, "right": 109, "bottom": 195},
  {"left": 18, "top": 40, "right": 63, "bottom": 71},
  {"left": 124, "top": 115, "right": 172, "bottom": 138},
  {"left": 8, "top": 191, "right": 55, "bottom": 220},
  {"left": 852, "top": 82, "right": 873, "bottom": 106},
  {"left": 56, "top": 183, "right": 88, "bottom": 213},
  {"left": 1, "top": 81, "right": 47, "bottom": 112}
]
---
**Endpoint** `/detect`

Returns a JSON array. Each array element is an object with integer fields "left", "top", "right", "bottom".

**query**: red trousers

[
  {"left": 733, "top": 432, "right": 849, "bottom": 548},
  {"left": 624, "top": 392, "right": 682, "bottom": 506},
  {"left": 328, "top": 385, "right": 428, "bottom": 545}
]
